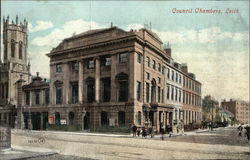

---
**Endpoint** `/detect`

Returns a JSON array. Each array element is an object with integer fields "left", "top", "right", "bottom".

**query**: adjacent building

[
  {"left": 1, "top": 16, "right": 202, "bottom": 133},
  {"left": 221, "top": 99, "right": 250, "bottom": 124}
]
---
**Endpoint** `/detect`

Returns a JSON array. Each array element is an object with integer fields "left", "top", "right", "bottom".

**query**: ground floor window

[
  {"left": 55, "top": 112, "right": 60, "bottom": 125},
  {"left": 118, "top": 111, "right": 125, "bottom": 126},
  {"left": 69, "top": 112, "right": 75, "bottom": 125},
  {"left": 101, "top": 111, "right": 109, "bottom": 126}
]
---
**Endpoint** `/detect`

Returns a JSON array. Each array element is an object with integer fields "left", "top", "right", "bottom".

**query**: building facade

[
  {"left": 221, "top": 99, "right": 250, "bottom": 124},
  {"left": 1, "top": 17, "right": 202, "bottom": 133},
  {"left": 0, "top": 16, "right": 31, "bottom": 127}
]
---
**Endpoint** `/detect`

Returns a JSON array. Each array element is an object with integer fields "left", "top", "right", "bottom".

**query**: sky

[{"left": 0, "top": 1, "right": 249, "bottom": 102}]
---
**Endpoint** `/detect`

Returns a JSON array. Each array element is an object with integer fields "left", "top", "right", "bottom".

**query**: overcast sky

[{"left": 1, "top": 1, "right": 249, "bottom": 102}]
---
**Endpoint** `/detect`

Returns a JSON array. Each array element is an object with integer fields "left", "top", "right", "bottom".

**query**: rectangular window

[
  {"left": 137, "top": 53, "right": 142, "bottom": 64},
  {"left": 183, "top": 91, "right": 185, "bottom": 103},
  {"left": 175, "top": 88, "right": 178, "bottom": 101},
  {"left": 26, "top": 91, "right": 30, "bottom": 105},
  {"left": 35, "top": 90, "right": 40, "bottom": 105},
  {"left": 162, "top": 89, "right": 164, "bottom": 103},
  {"left": 136, "top": 81, "right": 141, "bottom": 101},
  {"left": 158, "top": 77, "right": 161, "bottom": 84},
  {"left": 88, "top": 60, "right": 95, "bottom": 69},
  {"left": 45, "top": 89, "right": 49, "bottom": 105},
  {"left": 71, "top": 62, "right": 79, "bottom": 72},
  {"left": 102, "top": 78, "right": 111, "bottom": 102},
  {"left": 162, "top": 66, "right": 165, "bottom": 75},
  {"left": 167, "top": 68, "right": 170, "bottom": 79},
  {"left": 147, "top": 57, "right": 150, "bottom": 67},
  {"left": 153, "top": 60, "right": 156, "bottom": 69},
  {"left": 119, "top": 81, "right": 128, "bottom": 102},
  {"left": 158, "top": 87, "right": 161, "bottom": 102},
  {"left": 172, "top": 70, "right": 174, "bottom": 80},
  {"left": 179, "top": 75, "right": 182, "bottom": 84},
  {"left": 146, "top": 72, "right": 150, "bottom": 80},
  {"left": 171, "top": 87, "right": 174, "bottom": 100},
  {"left": 167, "top": 85, "right": 170, "bottom": 100},
  {"left": 71, "top": 83, "right": 78, "bottom": 104},
  {"left": 119, "top": 53, "right": 128, "bottom": 63},
  {"left": 183, "top": 77, "right": 185, "bottom": 86},
  {"left": 176, "top": 73, "right": 178, "bottom": 82},
  {"left": 158, "top": 63, "right": 161, "bottom": 72},
  {"left": 179, "top": 90, "right": 181, "bottom": 102},
  {"left": 101, "top": 56, "right": 111, "bottom": 66},
  {"left": 56, "top": 64, "right": 62, "bottom": 72},
  {"left": 56, "top": 86, "right": 62, "bottom": 104},
  {"left": 146, "top": 83, "right": 150, "bottom": 102}
]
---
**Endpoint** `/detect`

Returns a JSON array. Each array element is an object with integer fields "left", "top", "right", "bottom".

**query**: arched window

[
  {"left": 11, "top": 39, "right": 15, "bottom": 58},
  {"left": 138, "top": 111, "right": 141, "bottom": 125},
  {"left": 116, "top": 73, "right": 128, "bottom": 102},
  {"left": 19, "top": 41, "right": 23, "bottom": 59},
  {"left": 68, "top": 112, "right": 74, "bottom": 125},
  {"left": 151, "top": 79, "right": 156, "bottom": 103},
  {"left": 55, "top": 112, "right": 61, "bottom": 125},
  {"left": 118, "top": 111, "right": 125, "bottom": 126},
  {"left": 101, "top": 111, "right": 109, "bottom": 126}
]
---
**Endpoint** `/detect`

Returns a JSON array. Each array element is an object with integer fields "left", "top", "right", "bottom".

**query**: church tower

[{"left": 0, "top": 15, "right": 31, "bottom": 106}]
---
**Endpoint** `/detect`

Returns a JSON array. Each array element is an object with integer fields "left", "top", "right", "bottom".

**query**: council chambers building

[{"left": 0, "top": 16, "right": 202, "bottom": 133}]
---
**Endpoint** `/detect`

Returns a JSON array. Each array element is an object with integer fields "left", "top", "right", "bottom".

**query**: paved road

[{"left": 25, "top": 126, "right": 249, "bottom": 160}]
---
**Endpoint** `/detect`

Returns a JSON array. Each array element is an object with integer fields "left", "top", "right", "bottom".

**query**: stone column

[
  {"left": 183, "top": 110, "right": 186, "bottom": 125},
  {"left": 49, "top": 65, "right": 55, "bottom": 105},
  {"left": 29, "top": 90, "right": 32, "bottom": 106},
  {"left": 95, "top": 57, "right": 100, "bottom": 103},
  {"left": 78, "top": 61, "right": 83, "bottom": 104},
  {"left": 63, "top": 63, "right": 70, "bottom": 104},
  {"left": 110, "top": 55, "right": 117, "bottom": 102},
  {"left": 187, "top": 110, "right": 190, "bottom": 124},
  {"left": 40, "top": 113, "right": 43, "bottom": 130}
]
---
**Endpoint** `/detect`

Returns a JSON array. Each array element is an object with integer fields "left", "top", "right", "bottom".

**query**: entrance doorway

[
  {"left": 84, "top": 112, "right": 90, "bottom": 130},
  {"left": 31, "top": 112, "right": 41, "bottom": 130}
]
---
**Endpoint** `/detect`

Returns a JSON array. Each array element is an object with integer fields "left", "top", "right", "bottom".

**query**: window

[
  {"left": 87, "top": 60, "right": 95, "bottom": 69},
  {"left": 86, "top": 78, "right": 95, "bottom": 103},
  {"left": 167, "top": 68, "right": 170, "bottom": 79},
  {"left": 56, "top": 64, "right": 62, "bottom": 73},
  {"left": 172, "top": 70, "right": 174, "bottom": 80},
  {"left": 151, "top": 80, "right": 156, "bottom": 103},
  {"left": 167, "top": 85, "right": 170, "bottom": 100},
  {"left": 146, "top": 72, "right": 150, "bottom": 80},
  {"left": 119, "top": 53, "right": 128, "bottom": 63},
  {"left": 119, "top": 81, "right": 128, "bottom": 102},
  {"left": 183, "top": 77, "right": 185, "bottom": 86},
  {"left": 56, "top": 86, "right": 62, "bottom": 104},
  {"left": 71, "top": 83, "right": 78, "bottom": 104},
  {"left": 102, "top": 78, "right": 111, "bottom": 102},
  {"left": 158, "top": 87, "right": 161, "bottom": 102},
  {"left": 69, "top": 112, "right": 75, "bottom": 125},
  {"left": 171, "top": 86, "right": 174, "bottom": 100},
  {"left": 162, "top": 89, "right": 164, "bottom": 103},
  {"left": 101, "top": 111, "right": 109, "bottom": 126},
  {"left": 118, "top": 111, "right": 125, "bottom": 126},
  {"left": 153, "top": 60, "right": 156, "bottom": 69},
  {"left": 26, "top": 91, "right": 30, "bottom": 105},
  {"left": 158, "top": 77, "right": 161, "bottom": 84},
  {"left": 179, "top": 90, "right": 181, "bottom": 102},
  {"left": 147, "top": 57, "right": 150, "bottom": 67},
  {"left": 179, "top": 75, "right": 182, "bottom": 84},
  {"left": 19, "top": 41, "right": 23, "bottom": 59},
  {"left": 136, "top": 81, "right": 141, "bottom": 101},
  {"left": 183, "top": 91, "right": 185, "bottom": 104},
  {"left": 158, "top": 63, "right": 161, "bottom": 72},
  {"left": 176, "top": 73, "right": 178, "bottom": 82},
  {"left": 146, "top": 83, "right": 150, "bottom": 102},
  {"left": 175, "top": 88, "right": 178, "bottom": 101},
  {"left": 11, "top": 40, "right": 15, "bottom": 58},
  {"left": 137, "top": 53, "right": 142, "bottom": 64},
  {"left": 35, "top": 90, "right": 40, "bottom": 105},
  {"left": 162, "top": 66, "right": 165, "bottom": 75},
  {"left": 138, "top": 111, "right": 141, "bottom": 125},
  {"left": 101, "top": 56, "right": 111, "bottom": 66},
  {"left": 72, "top": 62, "right": 79, "bottom": 72},
  {"left": 45, "top": 89, "right": 49, "bottom": 105}
]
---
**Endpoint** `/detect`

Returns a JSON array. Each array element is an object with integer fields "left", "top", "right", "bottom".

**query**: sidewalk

[{"left": 0, "top": 147, "right": 57, "bottom": 160}]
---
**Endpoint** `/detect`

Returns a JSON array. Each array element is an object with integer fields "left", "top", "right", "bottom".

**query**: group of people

[
  {"left": 238, "top": 125, "right": 250, "bottom": 141},
  {"left": 131, "top": 125, "right": 154, "bottom": 138}
]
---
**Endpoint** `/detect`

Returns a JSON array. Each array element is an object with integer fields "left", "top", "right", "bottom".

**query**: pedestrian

[
  {"left": 160, "top": 126, "right": 165, "bottom": 141},
  {"left": 141, "top": 127, "right": 147, "bottom": 138},
  {"left": 148, "top": 127, "right": 153, "bottom": 138},
  {"left": 244, "top": 125, "right": 250, "bottom": 141},
  {"left": 137, "top": 127, "right": 141, "bottom": 137},
  {"left": 131, "top": 124, "right": 137, "bottom": 137},
  {"left": 238, "top": 125, "right": 243, "bottom": 137}
]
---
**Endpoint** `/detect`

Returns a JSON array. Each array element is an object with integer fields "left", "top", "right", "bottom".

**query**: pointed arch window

[
  {"left": 11, "top": 39, "right": 15, "bottom": 58},
  {"left": 19, "top": 41, "right": 23, "bottom": 59}
]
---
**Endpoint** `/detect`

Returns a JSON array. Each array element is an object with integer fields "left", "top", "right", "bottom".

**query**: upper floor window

[
  {"left": 176, "top": 72, "right": 178, "bottom": 82},
  {"left": 158, "top": 63, "right": 161, "bottom": 72},
  {"left": 56, "top": 64, "right": 62, "bottom": 73},
  {"left": 146, "top": 82, "right": 150, "bottom": 102},
  {"left": 137, "top": 53, "right": 142, "bottom": 64},
  {"left": 19, "top": 41, "right": 23, "bottom": 59},
  {"left": 136, "top": 81, "right": 141, "bottom": 101},
  {"left": 158, "top": 86, "right": 161, "bottom": 103},
  {"left": 172, "top": 70, "right": 174, "bottom": 81},
  {"left": 119, "top": 53, "right": 128, "bottom": 63},
  {"left": 167, "top": 68, "right": 170, "bottom": 79},
  {"left": 71, "top": 62, "right": 79, "bottom": 72},
  {"left": 25, "top": 91, "right": 30, "bottom": 105},
  {"left": 45, "top": 89, "right": 50, "bottom": 105},
  {"left": 152, "top": 60, "right": 156, "bottom": 70},
  {"left": 175, "top": 88, "right": 178, "bottom": 101},
  {"left": 11, "top": 39, "right": 15, "bottom": 58},
  {"left": 35, "top": 90, "right": 40, "bottom": 105},
  {"left": 162, "top": 66, "right": 165, "bottom": 75},
  {"left": 146, "top": 57, "right": 150, "bottom": 67},
  {"left": 158, "top": 77, "right": 161, "bottom": 84},
  {"left": 146, "top": 72, "right": 150, "bottom": 80},
  {"left": 87, "top": 60, "right": 95, "bottom": 69},
  {"left": 179, "top": 75, "right": 182, "bottom": 84},
  {"left": 56, "top": 86, "right": 62, "bottom": 104},
  {"left": 101, "top": 56, "right": 111, "bottom": 66},
  {"left": 167, "top": 85, "right": 170, "bottom": 100}
]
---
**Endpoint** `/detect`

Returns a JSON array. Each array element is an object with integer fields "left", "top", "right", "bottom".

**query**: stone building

[
  {"left": 0, "top": 16, "right": 31, "bottom": 127},
  {"left": 221, "top": 99, "right": 250, "bottom": 124},
  {"left": 1, "top": 17, "right": 202, "bottom": 133}
]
